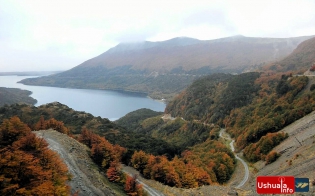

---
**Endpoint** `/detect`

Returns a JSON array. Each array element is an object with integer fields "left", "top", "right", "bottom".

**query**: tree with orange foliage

[
  {"left": 34, "top": 116, "right": 69, "bottom": 134},
  {"left": 0, "top": 117, "right": 70, "bottom": 196},
  {"left": 143, "top": 154, "right": 156, "bottom": 179},
  {"left": 265, "top": 151, "right": 280, "bottom": 165},
  {"left": 164, "top": 164, "right": 181, "bottom": 187},
  {"left": 34, "top": 115, "right": 46, "bottom": 130},
  {"left": 106, "top": 161, "right": 122, "bottom": 183},
  {"left": 0, "top": 116, "right": 31, "bottom": 147},
  {"left": 45, "top": 118, "right": 69, "bottom": 134},
  {"left": 131, "top": 150, "right": 149, "bottom": 174},
  {"left": 78, "top": 127, "right": 96, "bottom": 148},
  {"left": 79, "top": 128, "right": 126, "bottom": 169}
]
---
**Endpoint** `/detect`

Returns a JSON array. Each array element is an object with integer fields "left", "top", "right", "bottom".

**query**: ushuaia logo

[{"left": 257, "top": 176, "right": 295, "bottom": 194}]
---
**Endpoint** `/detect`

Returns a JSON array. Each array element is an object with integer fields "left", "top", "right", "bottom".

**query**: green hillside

[{"left": 165, "top": 72, "right": 261, "bottom": 123}]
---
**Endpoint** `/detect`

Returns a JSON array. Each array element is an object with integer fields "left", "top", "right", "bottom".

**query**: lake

[{"left": 0, "top": 75, "right": 166, "bottom": 120}]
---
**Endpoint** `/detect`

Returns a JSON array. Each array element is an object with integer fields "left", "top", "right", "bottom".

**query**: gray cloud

[{"left": 0, "top": 0, "right": 314, "bottom": 72}]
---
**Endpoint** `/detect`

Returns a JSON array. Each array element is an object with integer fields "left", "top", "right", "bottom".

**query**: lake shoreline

[{"left": 0, "top": 75, "right": 166, "bottom": 119}]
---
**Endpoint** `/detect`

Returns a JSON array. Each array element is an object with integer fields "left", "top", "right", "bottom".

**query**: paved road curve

[{"left": 219, "top": 129, "right": 249, "bottom": 188}]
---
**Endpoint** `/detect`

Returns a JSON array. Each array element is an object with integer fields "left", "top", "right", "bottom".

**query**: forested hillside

[
  {"left": 0, "top": 103, "right": 177, "bottom": 160},
  {"left": 164, "top": 72, "right": 315, "bottom": 162},
  {"left": 0, "top": 87, "right": 37, "bottom": 106},
  {"left": 165, "top": 72, "right": 261, "bottom": 123},
  {"left": 0, "top": 103, "right": 236, "bottom": 189},
  {"left": 116, "top": 109, "right": 236, "bottom": 186}
]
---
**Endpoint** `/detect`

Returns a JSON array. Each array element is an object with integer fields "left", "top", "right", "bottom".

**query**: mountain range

[{"left": 20, "top": 35, "right": 313, "bottom": 100}]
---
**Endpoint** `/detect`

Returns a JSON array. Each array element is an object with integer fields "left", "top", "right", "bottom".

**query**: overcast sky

[{"left": 1, "top": 0, "right": 315, "bottom": 72}]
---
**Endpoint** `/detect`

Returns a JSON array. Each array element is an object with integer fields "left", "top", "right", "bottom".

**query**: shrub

[{"left": 265, "top": 151, "right": 280, "bottom": 165}]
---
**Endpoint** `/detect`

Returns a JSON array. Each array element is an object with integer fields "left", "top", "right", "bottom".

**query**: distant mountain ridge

[
  {"left": 78, "top": 35, "right": 312, "bottom": 72},
  {"left": 20, "top": 35, "right": 314, "bottom": 99},
  {"left": 263, "top": 37, "right": 315, "bottom": 72}
]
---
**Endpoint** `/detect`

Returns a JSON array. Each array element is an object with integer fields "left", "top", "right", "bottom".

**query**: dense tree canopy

[{"left": 0, "top": 117, "right": 70, "bottom": 196}]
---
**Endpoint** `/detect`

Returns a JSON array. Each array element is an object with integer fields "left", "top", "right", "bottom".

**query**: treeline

[
  {"left": 0, "top": 117, "right": 70, "bottom": 195},
  {"left": 130, "top": 139, "right": 235, "bottom": 188}
]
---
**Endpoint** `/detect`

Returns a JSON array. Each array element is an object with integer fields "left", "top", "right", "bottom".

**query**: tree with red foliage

[
  {"left": 124, "top": 175, "right": 137, "bottom": 196},
  {"left": 106, "top": 161, "right": 122, "bottom": 183},
  {"left": 124, "top": 175, "right": 146, "bottom": 196}
]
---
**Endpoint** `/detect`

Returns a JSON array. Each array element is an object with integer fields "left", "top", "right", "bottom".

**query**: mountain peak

[{"left": 108, "top": 36, "right": 201, "bottom": 53}]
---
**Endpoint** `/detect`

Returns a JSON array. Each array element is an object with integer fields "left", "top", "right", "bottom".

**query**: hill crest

[{"left": 20, "top": 35, "right": 314, "bottom": 99}]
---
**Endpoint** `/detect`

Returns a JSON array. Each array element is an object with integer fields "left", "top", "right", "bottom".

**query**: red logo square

[{"left": 256, "top": 176, "right": 295, "bottom": 194}]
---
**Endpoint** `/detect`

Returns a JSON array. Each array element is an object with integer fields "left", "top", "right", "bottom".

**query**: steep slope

[
  {"left": 244, "top": 111, "right": 315, "bottom": 195},
  {"left": 263, "top": 37, "right": 315, "bottom": 72},
  {"left": 165, "top": 72, "right": 261, "bottom": 123},
  {"left": 20, "top": 35, "right": 312, "bottom": 100}
]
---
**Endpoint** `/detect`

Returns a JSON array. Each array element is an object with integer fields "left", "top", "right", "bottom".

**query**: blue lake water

[{"left": 0, "top": 75, "right": 166, "bottom": 120}]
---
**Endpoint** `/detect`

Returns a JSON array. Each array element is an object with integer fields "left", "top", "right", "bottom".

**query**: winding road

[
  {"left": 219, "top": 129, "right": 249, "bottom": 188},
  {"left": 36, "top": 130, "right": 164, "bottom": 196}
]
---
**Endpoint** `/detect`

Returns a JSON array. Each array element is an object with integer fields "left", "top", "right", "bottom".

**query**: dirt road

[{"left": 35, "top": 130, "right": 119, "bottom": 196}]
